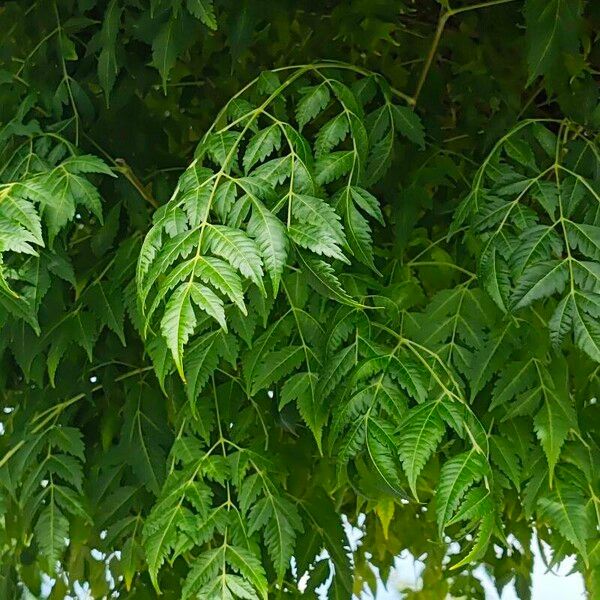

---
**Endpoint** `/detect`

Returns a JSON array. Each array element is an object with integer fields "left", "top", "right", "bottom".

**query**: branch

[
  {"left": 412, "top": 0, "right": 520, "bottom": 105},
  {"left": 114, "top": 158, "right": 160, "bottom": 209},
  {"left": 82, "top": 131, "right": 159, "bottom": 208}
]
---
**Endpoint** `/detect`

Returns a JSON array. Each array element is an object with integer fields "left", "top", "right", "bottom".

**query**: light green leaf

[
  {"left": 195, "top": 256, "right": 246, "bottom": 314},
  {"left": 288, "top": 222, "right": 346, "bottom": 263},
  {"left": 533, "top": 382, "right": 577, "bottom": 486},
  {"left": 537, "top": 479, "right": 590, "bottom": 563},
  {"left": 247, "top": 199, "right": 288, "bottom": 295},
  {"left": 190, "top": 281, "right": 227, "bottom": 330},
  {"left": 206, "top": 224, "right": 265, "bottom": 293},
  {"left": 366, "top": 416, "right": 406, "bottom": 496},
  {"left": 315, "top": 113, "right": 349, "bottom": 157},
  {"left": 160, "top": 283, "right": 197, "bottom": 379},
  {"left": 186, "top": 0, "right": 217, "bottom": 30},
  {"left": 398, "top": 401, "right": 446, "bottom": 499},
  {"left": 315, "top": 151, "right": 354, "bottom": 186},
  {"left": 511, "top": 260, "right": 569, "bottom": 310},
  {"left": 297, "top": 253, "right": 359, "bottom": 307},
  {"left": 296, "top": 83, "right": 330, "bottom": 130},
  {"left": 435, "top": 449, "right": 488, "bottom": 534},
  {"left": 251, "top": 346, "right": 304, "bottom": 395},
  {"left": 243, "top": 125, "right": 282, "bottom": 173},
  {"left": 35, "top": 504, "right": 68, "bottom": 569},
  {"left": 291, "top": 193, "right": 345, "bottom": 246}
]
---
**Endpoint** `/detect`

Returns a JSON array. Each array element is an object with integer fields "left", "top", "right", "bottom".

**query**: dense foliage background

[{"left": 0, "top": 0, "right": 599, "bottom": 598}]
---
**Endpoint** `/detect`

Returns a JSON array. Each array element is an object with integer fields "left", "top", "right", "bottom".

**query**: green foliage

[{"left": 0, "top": 1, "right": 599, "bottom": 599}]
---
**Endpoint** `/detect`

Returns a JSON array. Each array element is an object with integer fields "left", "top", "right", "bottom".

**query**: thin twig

[
  {"left": 412, "top": 0, "right": 520, "bottom": 105},
  {"left": 82, "top": 131, "right": 159, "bottom": 208}
]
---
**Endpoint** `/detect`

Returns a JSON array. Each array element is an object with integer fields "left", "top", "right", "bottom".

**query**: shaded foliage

[{"left": 0, "top": 1, "right": 599, "bottom": 598}]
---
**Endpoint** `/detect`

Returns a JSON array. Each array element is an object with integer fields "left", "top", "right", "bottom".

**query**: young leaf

[
  {"left": 398, "top": 401, "right": 446, "bottom": 499},
  {"left": 537, "top": 479, "right": 590, "bottom": 563},
  {"left": 186, "top": 0, "right": 217, "bottom": 30},
  {"left": 161, "top": 283, "right": 197, "bottom": 379},
  {"left": 247, "top": 200, "right": 288, "bottom": 295},
  {"left": 435, "top": 450, "right": 488, "bottom": 534},
  {"left": 296, "top": 83, "right": 330, "bottom": 130},
  {"left": 533, "top": 385, "right": 577, "bottom": 486},
  {"left": 206, "top": 225, "right": 265, "bottom": 293},
  {"left": 243, "top": 125, "right": 282, "bottom": 173},
  {"left": 190, "top": 281, "right": 227, "bottom": 331},
  {"left": 366, "top": 416, "right": 406, "bottom": 496}
]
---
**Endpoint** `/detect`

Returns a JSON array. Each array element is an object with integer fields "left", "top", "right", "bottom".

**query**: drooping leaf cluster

[{"left": 0, "top": 1, "right": 599, "bottom": 599}]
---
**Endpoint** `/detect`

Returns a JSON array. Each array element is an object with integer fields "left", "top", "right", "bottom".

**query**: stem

[
  {"left": 408, "top": 261, "right": 475, "bottom": 277},
  {"left": 81, "top": 132, "right": 159, "bottom": 208},
  {"left": 413, "top": 11, "right": 448, "bottom": 105},
  {"left": 53, "top": 2, "right": 80, "bottom": 145},
  {"left": 115, "top": 159, "right": 159, "bottom": 209},
  {"left": 516, "top": 81, "right": 546, "bottom": 120},
  {"left": 412, "top": 0, "right": 520, "bottom": 105}
]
